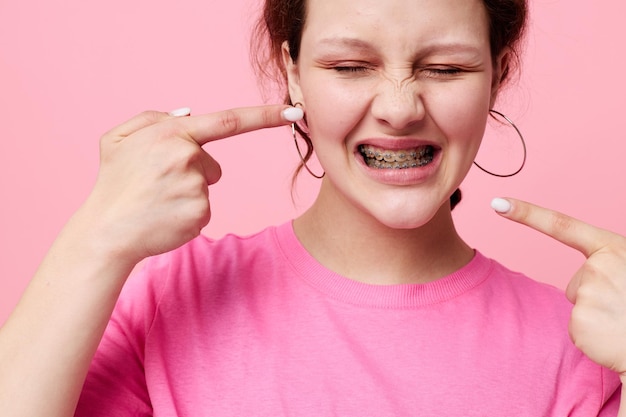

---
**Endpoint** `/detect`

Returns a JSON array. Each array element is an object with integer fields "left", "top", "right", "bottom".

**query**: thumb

[{"left": 564, "top": 268, "right": 583, "bottom": 303}]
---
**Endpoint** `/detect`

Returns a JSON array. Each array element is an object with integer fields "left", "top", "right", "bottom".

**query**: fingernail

[
  {"left": 168, "top": 107, "right": 192, "bottom": 117},
  {"left": 491, "top": 197, "right": 512, "bottom": 213},
  {"left": 282, "top": 107, "right": 304, "bottom": 122}
]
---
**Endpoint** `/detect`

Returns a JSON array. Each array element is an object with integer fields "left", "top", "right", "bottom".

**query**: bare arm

[
  {"left": 0, "top": 206, "right": 138, "bottom": 416},
  {"left": 0, "top": 105, "right": 302, "bottom": 417}
]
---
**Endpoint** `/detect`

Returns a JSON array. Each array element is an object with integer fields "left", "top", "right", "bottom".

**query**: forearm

[
  {"left": 0, "top": 207, "right": 139, "bottom": 417},
  {"left": 0, "top": 105, "right": 290, "bottom": 416}
]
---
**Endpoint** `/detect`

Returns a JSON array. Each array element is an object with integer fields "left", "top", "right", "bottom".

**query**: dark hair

[{"left": 251, "top": 0, "right": 528, "bottom": 209}]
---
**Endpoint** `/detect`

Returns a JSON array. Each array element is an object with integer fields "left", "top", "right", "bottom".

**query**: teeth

[{"left": 359, "top": 144, "right": 435, "bottom": 169}]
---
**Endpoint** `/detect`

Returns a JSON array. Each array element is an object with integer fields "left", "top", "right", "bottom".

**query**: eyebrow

[
  {"left": 316, "top": 37, "right": 375, "bottom": 52},
  {"left": 315, "top": 36, "right": 482, "bottom": 56}
]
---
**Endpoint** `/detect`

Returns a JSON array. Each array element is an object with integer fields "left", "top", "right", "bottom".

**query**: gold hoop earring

[
  {"left": 473, "top": 109, "right": 527, "bottom": 178},
  {"left": 292, "top": 123, "right": 325, "bottom": 179}
]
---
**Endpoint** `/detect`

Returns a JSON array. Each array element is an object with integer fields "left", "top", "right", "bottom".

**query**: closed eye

[
  {"left": 421, "top": 67, "right": 464, "bottom": 78},
  {"left": 333, "top": 65, "right": 370, "bottom": 73}
]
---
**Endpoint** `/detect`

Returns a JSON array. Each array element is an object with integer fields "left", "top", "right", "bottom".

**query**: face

[{"left": 285, "top": 0, "right": 503, "bottom": 229}]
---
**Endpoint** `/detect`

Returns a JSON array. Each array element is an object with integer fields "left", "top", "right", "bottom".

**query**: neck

[{"left": 293, "top": 182, "right": 473, "bottom": 285}]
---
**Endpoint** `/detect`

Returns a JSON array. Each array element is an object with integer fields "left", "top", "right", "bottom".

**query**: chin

[{"left": 367, "top": 201, "right": 446, "bottom": 231}]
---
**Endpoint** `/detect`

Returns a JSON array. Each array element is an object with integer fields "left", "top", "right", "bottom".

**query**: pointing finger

[
  {"left": 167, "top": 104, "right": 303, "bottom": 146},
  {"left": 491, "top": 197, "right": 617, "bottom": 258},
  {"left": 106, "top": 108, "right": 190, "bottom": 139}
]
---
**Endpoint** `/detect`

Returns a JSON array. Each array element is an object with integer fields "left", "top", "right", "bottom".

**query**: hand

[
  {"left": 83, "top": 105, "right": 302, "bottom": 264},
  {"left": 492, "top": 198, "right": 626, "bottom": 375}
]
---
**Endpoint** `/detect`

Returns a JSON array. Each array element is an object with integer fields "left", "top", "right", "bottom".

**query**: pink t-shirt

[{"left": 76, "top": 222, "right": 621, "bottom": 416}]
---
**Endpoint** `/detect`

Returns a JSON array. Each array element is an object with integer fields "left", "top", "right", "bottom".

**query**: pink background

[{"left": 1, "top": 1, "right": 625, "bottom": 324}]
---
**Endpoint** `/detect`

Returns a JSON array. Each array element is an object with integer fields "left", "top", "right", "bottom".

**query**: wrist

[{"left": 59, "top": 203, "right": 144, "bottom": 276}]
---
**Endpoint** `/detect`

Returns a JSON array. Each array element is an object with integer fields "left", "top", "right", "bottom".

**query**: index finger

[
  {"left": 173, "top": 104, "right": 303, "bottom": 146},
  {"left": 492, "top": 197, "right": 617, "bottom": 258}
]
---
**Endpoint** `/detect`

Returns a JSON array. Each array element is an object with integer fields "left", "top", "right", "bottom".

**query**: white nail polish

[
  {"left": 282, "top": 107, "right": 304, "bottom": 122},
  {"left": 168, "top": 107, "right": 192, "bottom": 117},
  {"left": 491, "top": 197, "right": 511, "bottom": 213}
]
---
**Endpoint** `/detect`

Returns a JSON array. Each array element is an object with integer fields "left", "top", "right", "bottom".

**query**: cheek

[
  {"left": 301, "top": 77, "right": 372, "bottom": 140},
  {"left": 428, "top": 83, "right": 491, "bottom": 150}
]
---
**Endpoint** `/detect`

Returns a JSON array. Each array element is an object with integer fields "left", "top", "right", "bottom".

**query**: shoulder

[
  {"left": 461, "top": 251, "right": 568, "bottom": 306},
  {"left": 481, "top": 252, "right": 569, "bottom": 303},
  {"left": 475, "top": 252, "right": 573, "bottom": 329},
  {"left": 121, "top": 223, "right": 290, "bottom": 315},
  {"left": 138, "top": 222, "right": 285, "bottom": 281},
  {"left": 473, "top": 254, "right": 623, "bottom": 405}
]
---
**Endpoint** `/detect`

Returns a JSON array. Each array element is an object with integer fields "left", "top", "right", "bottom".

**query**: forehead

[{"left": 302, "top": 0, "right": 490, "bottom": 52}]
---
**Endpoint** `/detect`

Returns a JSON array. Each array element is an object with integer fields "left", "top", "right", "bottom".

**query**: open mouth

[{"left": 358, "top": 144, "right": 436, "bottom": 169}]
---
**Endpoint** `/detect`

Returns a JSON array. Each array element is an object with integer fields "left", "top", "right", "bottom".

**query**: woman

[{"left": 1, "top": 0, "right": 626, "bottom": 415}]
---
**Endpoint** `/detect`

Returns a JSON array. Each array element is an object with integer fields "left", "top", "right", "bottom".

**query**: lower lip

[{"left": 354, "top": 150, "right": 441, "bottom": 185}]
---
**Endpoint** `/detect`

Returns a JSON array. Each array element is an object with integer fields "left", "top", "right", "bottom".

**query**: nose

[{"left": 370, "top": 76, "right": 425, "bottom": 132}]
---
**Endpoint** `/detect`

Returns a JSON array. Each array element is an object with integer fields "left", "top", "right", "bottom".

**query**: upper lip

[{"left": 355, "top": 138, "right": 441, "bottom": 151}]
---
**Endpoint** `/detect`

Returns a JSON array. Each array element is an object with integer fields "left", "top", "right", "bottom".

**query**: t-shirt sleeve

[
  {"left": 74, "top": 255, "right": 172, "bottom": 417},
  {"left": 597, "top": 370, "right": 621, "bottom": 417}
]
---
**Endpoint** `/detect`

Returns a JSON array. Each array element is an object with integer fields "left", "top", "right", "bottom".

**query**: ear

[
  {"left": 282, "top": 41, "right": 304, "bottom": 105},
  {"left": 489, "top": 48, "right": 511, "bottom": 108}
]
